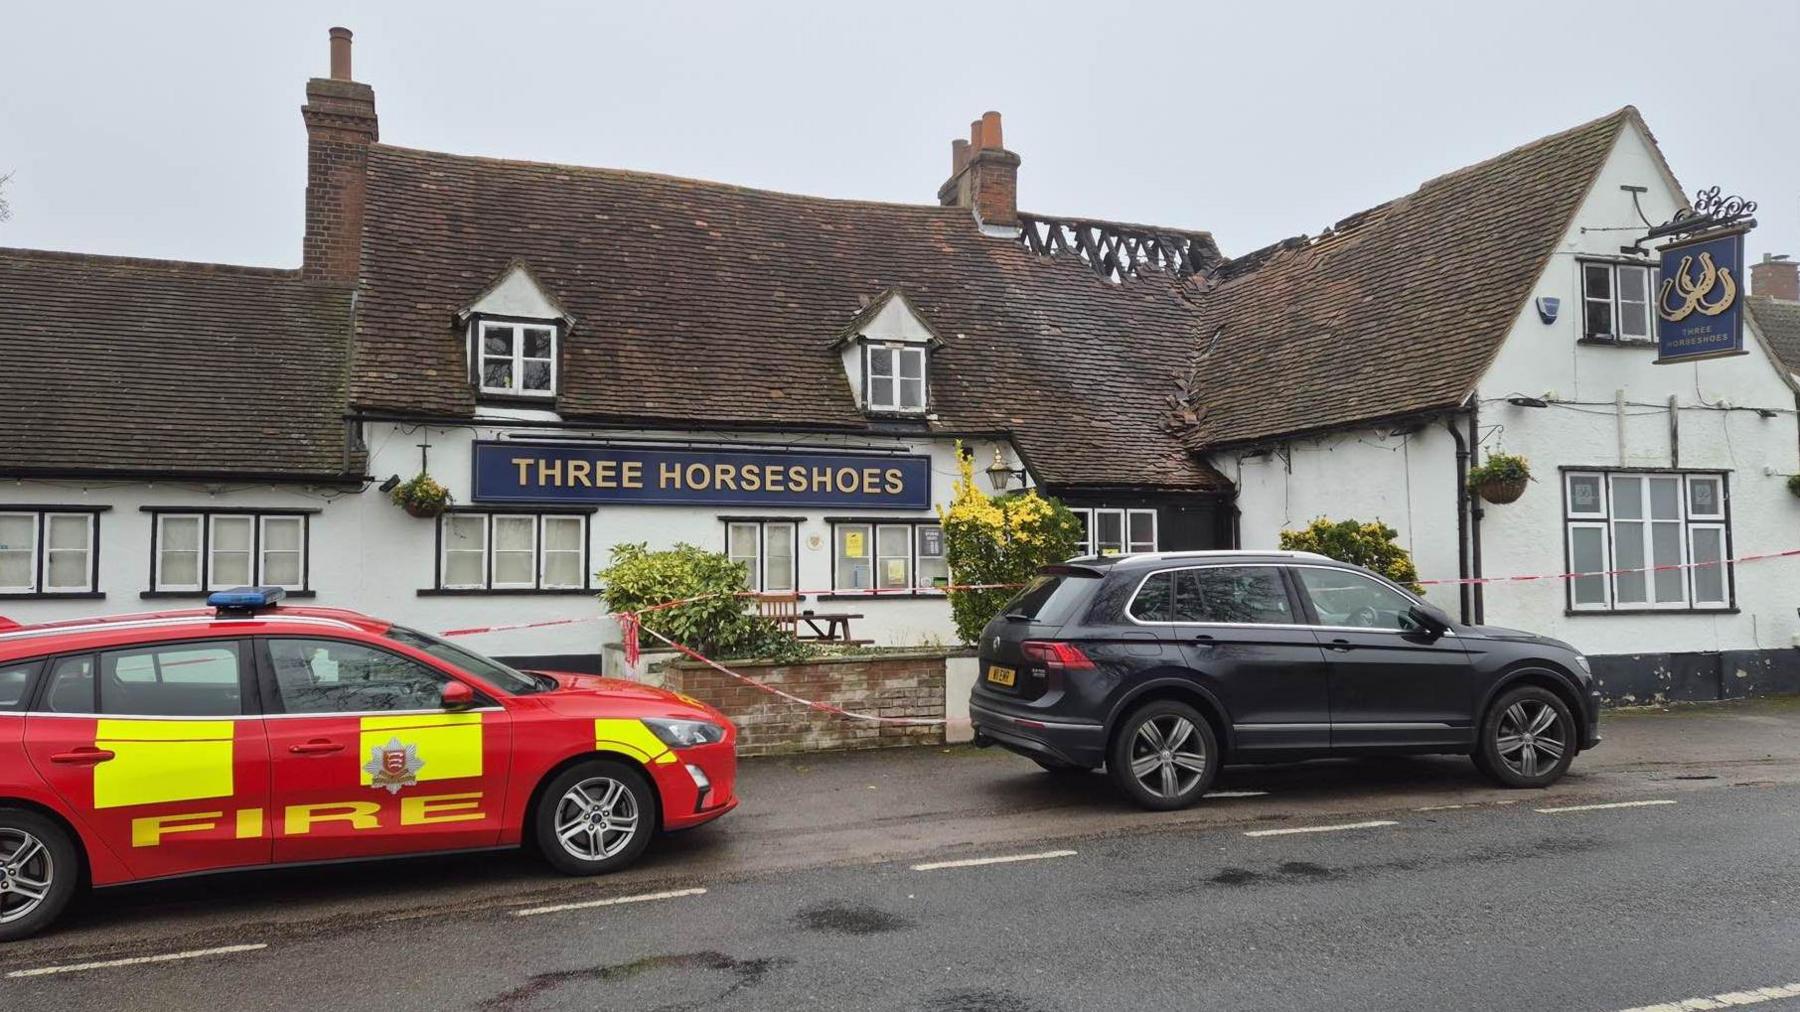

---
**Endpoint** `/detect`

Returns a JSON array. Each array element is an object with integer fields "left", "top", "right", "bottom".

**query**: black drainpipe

[
  {"left": 1466, "top": 403, "right": 1485, "bottom": 626},
  {"left": 1446, "top": 418, "right": 1472, "bottom": 625}
]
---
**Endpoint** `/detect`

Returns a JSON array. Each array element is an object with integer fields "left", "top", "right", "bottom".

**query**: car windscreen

[
  {"left": 1001, "top": 572, "right": 1099, "bottom": 625},
  {"left": 385, "top": 626, "right": 546, "bottom": 695}
]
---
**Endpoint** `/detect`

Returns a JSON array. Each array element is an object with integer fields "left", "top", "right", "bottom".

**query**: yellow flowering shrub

[
  {"left": 938, "top": 444, "right": 1084, "bottom": 643},
  {"left": 1278, "top": 517, "right": 1423, "bottom": 594}
]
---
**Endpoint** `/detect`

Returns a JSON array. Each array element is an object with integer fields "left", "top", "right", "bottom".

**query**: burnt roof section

[
  {"left": 1171, "top": 108, "right": 1638, "bottom": 449},
  {"left": 351, "top": 145, "right": 1228, "bottom": 490},
  {"left": 1749, "top": 296, "right": 1800, "bottom": 379},
  {"left": 0, "top": 249, "right": 360, "bottom": 480}
]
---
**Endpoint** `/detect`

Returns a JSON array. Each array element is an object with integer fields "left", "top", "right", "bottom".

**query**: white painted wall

[
  {"left": 0, "top": 426, "right": 1029, "bottom": 663},
  {"left": 1213, "top": 119, "right": 1800, "bottom": 659},
  {"left": 1474, "top": 120, "right": 1800, "bottom": 656}
]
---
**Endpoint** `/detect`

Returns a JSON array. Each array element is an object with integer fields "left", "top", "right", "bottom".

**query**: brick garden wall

[{"left": 662, "top": 652, "right": 948, "bottom": 757}]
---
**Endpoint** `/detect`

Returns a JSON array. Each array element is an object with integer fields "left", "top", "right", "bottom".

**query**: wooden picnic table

[{"left": 796, "top": 610, "right": 863, "bottom": 642}]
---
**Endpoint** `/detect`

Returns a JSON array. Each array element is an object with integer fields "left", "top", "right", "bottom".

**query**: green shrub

[
  {"left": 1467, "top": 452, "right": 1531, "bottom": 486},
  {"left": 939, "top": 445, "right": 1085, "bottom": 644},
  {"left": 597, "top": 542, "right": 811, "bottom": 661},
  {"left": 1279, "top": 518, "right": 1423, "bottom": 595},
  {"left": 1789, "top": 473, "right": 1800, "bottom": 498}
]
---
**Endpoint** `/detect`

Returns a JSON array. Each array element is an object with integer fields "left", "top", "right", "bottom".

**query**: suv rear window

[{"left": 1002, "top": 572, "right": 1097, "bottom": 625}]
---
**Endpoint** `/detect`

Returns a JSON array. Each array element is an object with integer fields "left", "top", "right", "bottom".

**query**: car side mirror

[
  {"left": 1408, "top": 603, "right": 1451, "bottom": 638},
  {"left": 441, "top": 681, "right": 476, "bottom": 710}
]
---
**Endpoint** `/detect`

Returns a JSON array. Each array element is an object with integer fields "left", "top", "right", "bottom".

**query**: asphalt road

[{"left": 7, "top": 699, "right": 1800, "bottom": 1010}]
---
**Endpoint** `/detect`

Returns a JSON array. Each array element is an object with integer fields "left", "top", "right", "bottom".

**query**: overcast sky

[{"left": 3, "top": 2, "right": 1795, "bottom": 271}]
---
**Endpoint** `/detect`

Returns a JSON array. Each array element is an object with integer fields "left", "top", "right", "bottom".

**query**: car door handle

[
  {"left": 1192, "top": 634, "right": 1216, "bottom": 647},
  {"left": 289, "top": 740, "right": 346, "bottom": 755},
  {"left": 50, "top": 747, "right": 115, "bottom": 765},
  {"left": 1326, "top": 638, "right": 1355, "bottom": 652}
]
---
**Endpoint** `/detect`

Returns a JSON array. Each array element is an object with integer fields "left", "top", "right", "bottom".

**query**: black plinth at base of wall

[{"left": 1590, "top": 647, "right": 1800, "bottom": 706}]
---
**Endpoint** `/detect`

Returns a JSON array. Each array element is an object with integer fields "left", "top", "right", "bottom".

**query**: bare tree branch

[{"left": 0, "top": 171, "right": 12, "bottom": 224}]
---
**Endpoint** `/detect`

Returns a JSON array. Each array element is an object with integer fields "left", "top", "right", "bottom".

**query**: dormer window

[
  {"left": 459, "top": 261, "right": 572, "bottom": 403},
  {"left": 837, "top": 288, "right": 942, "bottom": 418},
  {"left": 477, "top": 319, "right": 557, "bottom": 397},
  {"left": 866, "top": 344, "right": 926, "bottom": 412}
]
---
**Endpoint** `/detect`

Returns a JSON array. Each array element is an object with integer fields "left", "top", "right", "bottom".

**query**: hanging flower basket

[
  {"left": 1475, "top": 475, "right": 1530, "bottom": 505},
  {"left": 391, "top": 472, "right": 452, "bottom": 518},
  {"left": 1468, "top": 453, "right": 1532, "bottom": 506}
]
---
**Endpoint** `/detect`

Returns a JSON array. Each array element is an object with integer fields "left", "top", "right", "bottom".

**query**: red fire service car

[{"left": 0, "top": 588, "right": 738, "bottom": 940}]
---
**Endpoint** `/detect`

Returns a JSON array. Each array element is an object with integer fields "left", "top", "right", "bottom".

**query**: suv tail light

[{"left": 1021, "top": 640, "right": 1096, "bottom": 673}]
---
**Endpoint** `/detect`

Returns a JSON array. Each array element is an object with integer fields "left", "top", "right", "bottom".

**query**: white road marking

[
  {"left": 512, "top": 886, "right": 708, "bottom": 917},
  {"left": 1415, "top": 803, "right": 1469, "bottom": 811},
  {"left": 6, "top": 943, "right": 268, "bottom": 979},
  {"left": 1243, "top": 820, "right": 1398, "bottom": 838},
  {"left": 912, "top": 849, "right": 1078, "bottom": 871},
  {"left": 1617, "top": 980, "right": 1800, "bottom": 1011},
  {"left": 1207, "top": 790, "right": 1270, "bottom": 799},
  {"left": 1535, "top": 799, "right": 1677, "bottom": 814}
]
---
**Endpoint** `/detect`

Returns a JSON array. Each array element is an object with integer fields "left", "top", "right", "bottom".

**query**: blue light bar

[{"left": 208, "top": 586, "right": 287, "bottom": 612}]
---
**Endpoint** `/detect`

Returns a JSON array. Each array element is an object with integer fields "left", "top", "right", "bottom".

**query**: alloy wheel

[
  {"left": 0, "top": 828, "right": 54, "bottom": 925},
  {"left": 1495, "top": 700, "right": 1566, "bottom": 779},
  {"left": 1127, "top": 714, "right": 1208, "bottom": 799},
  {"left": 552, "top": 776, "right": 641, "bottom": 862}
]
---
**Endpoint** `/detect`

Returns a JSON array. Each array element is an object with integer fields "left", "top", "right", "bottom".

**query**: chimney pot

[
  {"left": 328, "top": 26, "right": 353, "bottom": 81},
  {"left": 1750, "top": 253, "right": 1800, "bottom": 301},
  {"left": 951, "top": 138, "right": 970, "bottom": 175},
  {"left": 969, "top": 120, "right": 982, "bottom": 151},
  {"left": 980, "top": 111, "right": 1003, "bottom": 150}
]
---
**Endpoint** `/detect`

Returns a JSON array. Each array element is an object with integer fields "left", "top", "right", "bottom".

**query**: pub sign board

[
  {"left": 471, "top": 441, "right": 933, "bottom": 509},
  {"left": 1656, "top": 229, "right": 1747, "bottom": 364}
]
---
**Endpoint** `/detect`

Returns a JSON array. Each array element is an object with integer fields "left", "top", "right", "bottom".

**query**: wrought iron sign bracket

[{"left": 1625, "top": 186, "right": 1757, "bottom": 254}]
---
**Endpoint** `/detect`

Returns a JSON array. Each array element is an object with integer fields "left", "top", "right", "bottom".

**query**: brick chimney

[
  {"left": 300, "top": 27, "right": 378, "bottom": 282},
  {"left": 937, "top": 111, "right": 1020, "bottom": 229},
  {"left": 1751, "top": 253, "right": 1799, "bottom": 301}
]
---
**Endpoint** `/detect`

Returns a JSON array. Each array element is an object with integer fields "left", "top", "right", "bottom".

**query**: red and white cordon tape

[
  {"left": 1415, "top": 547, "right": 1800, "bottom": 586},
  {"left": 440, "top": 550, "right": 1800, "bottom": 729}
]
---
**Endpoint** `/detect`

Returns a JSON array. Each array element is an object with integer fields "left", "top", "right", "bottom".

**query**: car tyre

[
  {"left": 533, "top": 759, "right": 658, "bottom": 876},
  {"left": 1107, "top": 700, "right": 1219, "bottom": 811},
  {"left": 1476, "top": 685, "right": 1576, "bottom": 788},
  {"left": 0, "top": 808, "right": 80, "bottom": 942}
]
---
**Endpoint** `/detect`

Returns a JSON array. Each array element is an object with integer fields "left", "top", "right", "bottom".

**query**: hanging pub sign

[
  {"left": 1655, "top": 228, "right": 1747, "bottom": 364},
  {"left": 471, "top": 441, "right": 932, "bottom": 509}
]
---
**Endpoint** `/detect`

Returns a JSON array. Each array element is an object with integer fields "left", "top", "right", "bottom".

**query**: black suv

[{"left": 970, "top": 551, "right": 1601, "bottom": 810}]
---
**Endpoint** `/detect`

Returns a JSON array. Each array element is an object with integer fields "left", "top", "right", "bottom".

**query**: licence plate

[{"left": 987, "top": 664, "right": 1016, "bottom": 687}]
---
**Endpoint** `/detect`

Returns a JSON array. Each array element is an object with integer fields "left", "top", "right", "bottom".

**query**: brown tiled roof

[
  {"left": 350, "top": 145, "right": 1228, "bottom": 490},
  {"left": 1749, "top": 296, "right": 1800, "bottom": 378},
  {"left": 1172, "top": 108, "right": 1638, "bottom": 449},
  {"left": 0, "top": 250, "right": 360, "bottom": 480}
]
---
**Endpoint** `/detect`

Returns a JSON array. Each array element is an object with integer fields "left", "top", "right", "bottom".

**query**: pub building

[{"left": 3, "top": 29, "right": 1798, "bottom": 700}]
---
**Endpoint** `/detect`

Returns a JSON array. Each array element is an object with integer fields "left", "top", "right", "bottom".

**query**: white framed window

[
  {"left": 0, "top": 513, "right": 35, "bottom": 593},
  {"left": 724, "top": 520, "right": 798, "bottom": 593},
  {"left": 541, "top": 516, "right": 587, "bottom": 589},
  {"left": 0, "top": 510, "right": 100, "bottom": 595},
  {"left": 155, "top": 514, "right": 204, "bottom": 592},
  {"left": 441, "top": 515, "right": 490, "bottom": 589},
  {"left": 260, "top": 516, "right": 306, "bottom": 590},
  {"left": 43, "top": 514, "right": 96, "bottom": 593},
  {"left": 1073, "top": 508, "right": 1158, "bottom": 556},
  {"left": 829, "top": 519, "right": 949, "bottom": 593},
  {"left": 865, "top": 344, "right": 927, "bottom": 413},
  {"left": 1564, "top": 470, "right": 1731, "bottom": 612},
  {"left": 1580, "top": 261, "right": 1654, "bottom": 342},
  {"left": 476, "top": 319, "right": 558, "bottom": 397},
  {"left": 916, "top": 523, "right": 948, "bottom": 589},
  {"left": 875, "top": 524, "right": 912, "bottom": 590},
  {"left": 437, "top": 513, "right": 588, "bottom": 591},
  {"left": 153, "top": 511, "right": 310, "bottom": 594},
  {"left": 491, "top": 515, "right": 539, "bottom": 589},
  {"left": 208, "top": 515, "right": 254, "bottom": 590}
]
